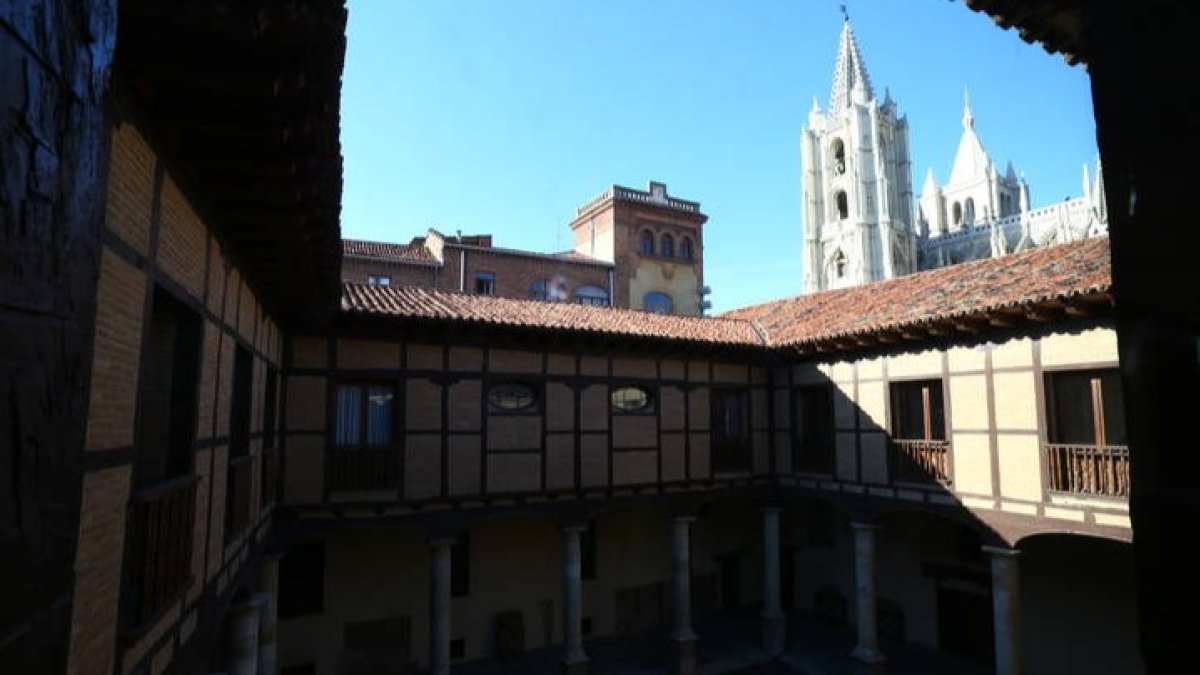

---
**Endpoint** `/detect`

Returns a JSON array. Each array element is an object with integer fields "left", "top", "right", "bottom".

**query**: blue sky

[{"left": 339, "top": 1, "right": 1097, "bottom": 313}]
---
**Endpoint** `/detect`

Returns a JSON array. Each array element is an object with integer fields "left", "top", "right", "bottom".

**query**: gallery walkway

[{"left": 453, "top": 610, "right": 993, "bottom": 675}]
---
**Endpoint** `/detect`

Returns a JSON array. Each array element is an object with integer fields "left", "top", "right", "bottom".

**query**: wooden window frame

[
  {"left": 474, "top": 271, "right": 496, "bottom": 295},
  {"left": 331, "top": 380, "right": 399, "bottom": 451},
  {"left": 487, "top": 380, "right": 541, "bottom": 416},
  {"left": 793, "top": 384, "right": 835, "bottom": 475},
  {"left": 711, "top": 386, "right": 752, "bottom": 473},
  {"left": 610, "top": 384, "right": 656, "bottom": 415},
  {"left": 888, "top": 378, "right": 951, "bottom": 485},
  {"left": 1042, "top": 367, "right": 1129, "bottom": 498}
]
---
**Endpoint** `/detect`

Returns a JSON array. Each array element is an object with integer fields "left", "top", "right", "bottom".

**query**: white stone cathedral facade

[{"left": 803, "top": 20, "right": 1108, "bottom": 294}]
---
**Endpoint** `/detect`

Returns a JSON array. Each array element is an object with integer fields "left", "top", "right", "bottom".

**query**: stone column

[
  {"left": 227, "top": 595, "right": 266, "bottom": 675},
  {"left": 257, "top": 554, "right": 282, "bottom": 675},
  {"left": 984, "top": 546, "right": 1021, "bottom": 675},
  {"left": 562, "top": 525, "right": 589, "bottom": 674},
  {"left": 670, "top": 516, "right": 697, "bottom": 675},
  {"left": 849, "top": 522, "right": 885, "bottom": 664},
  {"left": 761, "top": 507, "right": 785, "bottom": 656},
  {"left": 429, "top": 537, "right": 455, "bottom": 675}
]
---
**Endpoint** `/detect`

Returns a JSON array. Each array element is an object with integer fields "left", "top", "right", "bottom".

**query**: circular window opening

[
  {"left": 611, "top": 386, "right": 653, "bottom": 413},
  {"left": 489, "top": 383, "right": 537, "bottom": 412}
]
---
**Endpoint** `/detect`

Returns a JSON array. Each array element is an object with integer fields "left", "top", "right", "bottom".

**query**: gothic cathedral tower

[{"left": 802, "top": 19, "right": 917, "bottom": 293}]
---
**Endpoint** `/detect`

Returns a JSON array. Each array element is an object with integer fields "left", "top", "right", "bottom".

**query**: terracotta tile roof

[
  {"left": 342, "top": 238, "right": 437, "bottom": 263},
  {"left": 342, "top": 285, "right": 762, "bottom": 346},
  {"left": 340, "top": 237, "right": 1112, "bottom": 352},
  {"left": 721, "top": 237, "right": 1112, "bottom": 349}
]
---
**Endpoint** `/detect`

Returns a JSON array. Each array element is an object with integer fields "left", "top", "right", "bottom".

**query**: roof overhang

[{"left": 115, "top": 0, "right": 348, "bottom": 328}]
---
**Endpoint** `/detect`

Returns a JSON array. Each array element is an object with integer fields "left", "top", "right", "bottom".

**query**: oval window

[
  {"left": 611, "top": 386, "right": 653, "bottom": 413},
  {"left": 489, "top": 383, "right": 537, "bottom": 412}
]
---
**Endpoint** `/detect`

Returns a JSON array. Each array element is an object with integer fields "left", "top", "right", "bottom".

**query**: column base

[
  {"left": 761, "top": 613, "right": 786, "bottom": 656},
  {"left": 562, "top": 653, "right": 589, "bottom": 675},
  {"left": 850, "top": 645, "right": 886, "bottom": 665},
  {"left": 672, "top": 635, "right": 698, "bottom": 675}
]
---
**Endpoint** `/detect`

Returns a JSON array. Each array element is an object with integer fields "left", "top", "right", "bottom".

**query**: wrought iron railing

[
  {"left": 330, "top": 448, "right": 400, "bottom": 491},
  {"left": 1044, "top": 443, "right": 1130, "bottom": 498},
  {"left": 890, "top": 439, "right": 952, "bottom": 484},
  {"left": 125, "top": 474, "right": 198, "bottom": 629}
]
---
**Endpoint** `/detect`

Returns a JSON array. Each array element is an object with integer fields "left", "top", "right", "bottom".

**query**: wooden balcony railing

[
  {"left": 890, "top": 439, "right": 952, "bottom": 485},
  {"left": 1044, "top": 443, "right": 1130, "bottom": 498},
  {"left": 225, "top": 454, "right": 253, "bottom": 541},
  {"left": 125, "top": 474, "right": 198, "bottom": 629},
  {"left": 330, "top": 448, "right": 400, "bottom": 491},
  {"left": 262, "top": 447, "right": 279, "bottom": 507}
]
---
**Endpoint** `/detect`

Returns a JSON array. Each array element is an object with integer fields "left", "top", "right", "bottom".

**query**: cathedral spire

[
  {"left": 948, "top": 93, "right": 995, "bottom": 187},
  {"left": 922, "top": 167, "right": 939, "bottom": 195},
  {"left": 829, "top": 19, "right": 874, "bottom": 110}
]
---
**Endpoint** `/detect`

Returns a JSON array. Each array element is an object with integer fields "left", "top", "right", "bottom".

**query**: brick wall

[
  {"left": 69, "top": 119, "right": 285, "bottom": 675},
  {"left": 568, "top": 196, "right": 706, "bottom": 313},
  {"left": 67, "top": 466, "right": 133, "bottom": 675},
  {"left": 454, "top": 247, "right": 611, "bottom": 302},
  {"left": 611, "top": 201, "right": 705, "bottom": 314},
  {"left": 342, "top": 256, "right": 439, "bottom": 287},
  {"left": 344, "top": 243, "right": 614, "bottom": 304}
]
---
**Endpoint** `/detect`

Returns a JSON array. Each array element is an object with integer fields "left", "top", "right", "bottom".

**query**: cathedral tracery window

[{"left": 835, "top": 191, "right": 849, "bottom": 220}]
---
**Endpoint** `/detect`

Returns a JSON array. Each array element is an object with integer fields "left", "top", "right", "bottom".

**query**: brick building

[
  {"left": 342, "top": 231, "right": 614, "bottom": 306},
  {"left": 1, "top": 2, "right": 1196, "bottom": 675},
  {"left": 344, "top": 181, "right": 710, "bottom": 316}
]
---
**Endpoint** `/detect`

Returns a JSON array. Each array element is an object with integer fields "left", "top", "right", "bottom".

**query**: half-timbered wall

[
  {"left": 69, "top": 119, "right": 284, "bottom": 675},
  {"left": 283, "top": 335, "right": 772, "bottom": 507},
  {"left": 771, "top": 321, "right": 1130, "bottom": 545}
]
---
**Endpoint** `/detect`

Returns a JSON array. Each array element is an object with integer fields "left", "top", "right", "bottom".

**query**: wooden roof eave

[{"left": 774, "top": 290, "right": 1114, "bottom": 361}]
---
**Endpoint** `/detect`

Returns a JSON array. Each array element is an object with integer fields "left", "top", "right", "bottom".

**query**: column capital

[
  {"left": 850, "top": 521, "right": 878, "bottom": 531},
  {"left": 982, "top": 545, "right": 1021, "bottom": 558},
  {"left": 429, "top": 536, "right": 457, "bottom": 547},
  {"left": 562, "top": 523, "right": 589, "bottom": 534},
  {"left": 672, "top": 514, "right": 697, "bottom": 525},
  {"left": 760, "top": 505, "right": 783, "bottom": 515}
]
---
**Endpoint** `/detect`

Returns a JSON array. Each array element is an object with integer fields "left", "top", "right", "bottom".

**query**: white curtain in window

[
  {"left": 367, "top": 386, "right": 393, "bottom": 446},
  {"left": 335, "top": 386, "right": 362, "bottom": 446}
]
